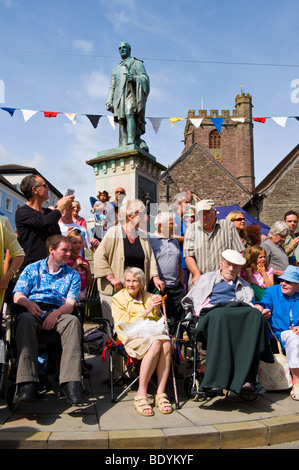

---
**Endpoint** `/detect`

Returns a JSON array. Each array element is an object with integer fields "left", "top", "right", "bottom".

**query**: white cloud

[
  {"left": 73, "top": 39, "right": 94, "bottom": 54},
  {"left": 81, "top": 70, "right": 111, "bottom": 100}
]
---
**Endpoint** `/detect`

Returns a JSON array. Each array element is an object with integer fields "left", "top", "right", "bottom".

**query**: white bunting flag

[
  {"left": 21, "top": 109, "right": 38, "bottom": 123},
  {"left": 231, "top": 117, "right": 246, "bottom": 123},
  {"left": 271, "top": 117, "right": 288, "bottom": 128},
  {"left": 65, "top": 113, "right": 77, "bottom": 125},
  {"left": 189, "top": 118, "right": 203, "bottom": 128}
]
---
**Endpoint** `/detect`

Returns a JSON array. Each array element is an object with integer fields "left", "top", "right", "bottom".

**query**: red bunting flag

[
  {"left": 252, "top": 117, "right": 267, "bottom": 123},
  {"left": 44, "top": 111, "right": 59, "bottom": 118}
]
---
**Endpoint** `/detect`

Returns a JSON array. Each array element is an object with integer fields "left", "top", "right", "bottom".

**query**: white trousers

[{"left": 281, "top": 330, "right": 299, "bottom": 369}]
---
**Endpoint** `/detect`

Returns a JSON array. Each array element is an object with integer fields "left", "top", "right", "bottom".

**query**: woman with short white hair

[
  {"left": 261, "top": 221, "right": 290, "bottom": 281},
  {"left": 112, "top": 267, "right": 172, "bottom": 416}
]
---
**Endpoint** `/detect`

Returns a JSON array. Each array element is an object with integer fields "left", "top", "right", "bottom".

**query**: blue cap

[{"left": 278, "top": 265, "right": 299, "bottom": 283}]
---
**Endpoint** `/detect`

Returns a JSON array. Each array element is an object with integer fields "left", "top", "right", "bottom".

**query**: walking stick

[{"left": 161, "top": 295, "right": 180, "bottom": 409}]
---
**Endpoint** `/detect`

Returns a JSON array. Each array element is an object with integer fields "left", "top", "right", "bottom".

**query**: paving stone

[
  {"left": 214, "top": 420, "right": 268, "bottom": 449},
  {"left": 260, "top": 415, "right": 299, "bottom": 445},
  {"left": 109, "top": 429, "right": 166, "bottom": 449},
  {"left": 48, "top": 431, "right": 108, "bottom": 449},
  {"left": 163, "top": 425, "right": 220, "bottom": 449}
]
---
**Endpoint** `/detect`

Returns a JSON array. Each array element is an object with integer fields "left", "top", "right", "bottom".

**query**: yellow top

[{"left": 111, "top": 288, "right": 160, "bottom": 343}]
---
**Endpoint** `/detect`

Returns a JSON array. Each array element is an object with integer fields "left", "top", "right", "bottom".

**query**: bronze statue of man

[{"left": 106, "top": 42, "right": 150, "bottom": 150}]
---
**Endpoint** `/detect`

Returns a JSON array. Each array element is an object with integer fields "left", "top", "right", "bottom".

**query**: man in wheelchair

[
  {"left": 12, "top": 234, "right": 82, "bottom": 405},
  {"left": 182, "top": 249, "right": 274, "bottom": 396}
]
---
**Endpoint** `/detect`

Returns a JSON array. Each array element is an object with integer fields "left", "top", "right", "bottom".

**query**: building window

[
  {"left": 209, "top": 129, "right": 221, "bottom": 149},
  {"left": 5, "top": 197, "right": 12, "bottom": 213}
]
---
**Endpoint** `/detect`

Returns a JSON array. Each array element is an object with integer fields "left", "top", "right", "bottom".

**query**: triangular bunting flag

[
  {"left": 252, "top": 117, "right": 266, "bottom": 123},
  {"left": 148, "top": 117, "right": 163, "bottom": 134},
  {"left": 169, "top": 117, "right": 184, "bottom": 126},
  {"left": 44, "top": 111, "right": 59, "bottom": 118},
  {"left": 65, "top": 113, "right": 77, "bottom": 125},
  {"left": 211, "top": 117, "right": 224, "bottom": 133},
  {"left": 107, "top": 115, "right": 116, "bottom": 129},
  {"left": 295, "top": 117, "right": 299, "bottom": 121},
  {"left": 231, "top": 117, "right": 246, "bottom": 123},
  {"left": 1, "top": 107, "right": 16, "bottom": 116},
  {"left": 86, "top": 114, "right": 102, "bottom": 129},
  {"left": 21, "top": 109, "right": 38, "bottom": 123},
  {"left": 271, "top": 117, "right": 288, "bottom": 128},
  {"left": 189, "top": 118, "right": 203, "bottom": 128}
]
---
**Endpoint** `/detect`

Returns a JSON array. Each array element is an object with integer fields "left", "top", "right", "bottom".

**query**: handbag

[{"left": 257, "top": 322, "right": 293, "bottom": 391}]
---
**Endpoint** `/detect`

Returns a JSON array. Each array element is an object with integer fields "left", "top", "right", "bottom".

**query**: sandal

[
  {"left": 155, "top": 393, "right": 173, "bottom": 414},
  {"left": 290, "top": 383, "right": 299, "bottom": 401},
  {"left": 134, "top": 395, "right": 154, "bottom": 417}
]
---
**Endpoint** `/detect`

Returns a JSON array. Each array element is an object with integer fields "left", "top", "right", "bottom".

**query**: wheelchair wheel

[
  {"left": 183, "top": 373, "right": 203, "bottom": 401},
  {"left": 0, "top": 323, "right": 11, "bottom": 398}
]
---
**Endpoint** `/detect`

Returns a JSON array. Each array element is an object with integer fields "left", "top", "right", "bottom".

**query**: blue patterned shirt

[{"left": 13, "top": 258, "right": 81, "bottom": 307}]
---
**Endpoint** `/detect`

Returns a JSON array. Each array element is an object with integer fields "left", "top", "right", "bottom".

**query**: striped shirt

[{"left": 183, "top": 219, "right": 244, "bottom": 274}]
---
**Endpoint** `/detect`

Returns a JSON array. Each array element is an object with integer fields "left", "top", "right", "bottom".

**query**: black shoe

[
  {"left": 17, "top": 382, "right": 38, "bottom": 403},
  {"left": 60, "top": 381, "right": 83, "bottom": 405}
]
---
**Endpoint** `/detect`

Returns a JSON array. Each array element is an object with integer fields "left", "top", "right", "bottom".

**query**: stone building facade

[
  {"left": 244, "top": 144, "right": 299, "bottom": 226},
  {"left": 159, "top": 93, "right": 254, "bottom": 206},
  {"left": 159, "top": 142, "right": 251, "bottom": 207},
  {"left": 182, "top": 93, "right": 255, "bottom": 192}
]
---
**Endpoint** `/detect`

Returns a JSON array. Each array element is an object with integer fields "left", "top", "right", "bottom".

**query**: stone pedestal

[{"left": 86, "top": 145, "right": 166, "bottom": 204}]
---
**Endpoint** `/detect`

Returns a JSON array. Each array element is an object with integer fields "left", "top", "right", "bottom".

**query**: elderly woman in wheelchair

[{"left": 111, "top": 267, "right": 173, "bottom": 416}]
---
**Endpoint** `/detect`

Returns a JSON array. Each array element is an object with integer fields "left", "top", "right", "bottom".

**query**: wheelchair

[
  {"left": 3, "top": 302, "right": 88, "bottom": 412},
  {"left": 98, "top": 317, "right": 181, "bottom": 409},
  {"left": 175, "top": 314, "right": 267, "bottom": 403}
]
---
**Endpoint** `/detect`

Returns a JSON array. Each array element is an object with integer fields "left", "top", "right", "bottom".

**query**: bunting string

[{"left": 1, "top": 106, "right": 299, "bottom": 133}]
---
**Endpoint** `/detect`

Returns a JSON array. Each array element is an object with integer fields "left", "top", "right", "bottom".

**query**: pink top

[
  {"left": 73, "top": 216, "right": 87, "bottom": 229},
  {"left": 251, "top": 267, "right": 274, "bottom": 288},
  {"left": 67, "top": 256, "right": 90, "bottom": 300}
]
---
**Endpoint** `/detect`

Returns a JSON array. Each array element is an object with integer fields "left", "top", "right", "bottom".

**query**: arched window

[{"left": 209, "top": 129, "right": 221, "bottom": 149}]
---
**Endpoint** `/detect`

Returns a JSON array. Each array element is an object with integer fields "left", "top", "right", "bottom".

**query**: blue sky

[{"left": 0, "top": 0, "right": 298, "bottom": 219}]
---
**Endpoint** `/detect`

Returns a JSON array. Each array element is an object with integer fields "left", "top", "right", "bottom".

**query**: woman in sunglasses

[{"left": 226, "top": 211, "right": 252, "bottom": 250}]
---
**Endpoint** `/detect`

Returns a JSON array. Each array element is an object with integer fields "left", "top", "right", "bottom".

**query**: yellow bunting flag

[{"left": 169, "top": 117, "right": 185, "bottom": 126}]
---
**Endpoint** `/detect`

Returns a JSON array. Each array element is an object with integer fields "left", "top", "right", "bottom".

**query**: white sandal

[{"left": 290, "top": 383, "right": 299, "bottom": 401}]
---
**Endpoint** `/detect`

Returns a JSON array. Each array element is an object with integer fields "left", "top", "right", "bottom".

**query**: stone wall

[
  {"left": 183, "top": 94, "right": 254, "bottom": 192},
  {"left": 249, "top": 155, "right": 299, "bottom": 227},
  {"left": 159, "top": 143, "right": 251, "bottom": 207}
]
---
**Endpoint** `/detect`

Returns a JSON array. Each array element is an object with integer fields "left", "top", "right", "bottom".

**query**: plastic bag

[{"left": 114, "top": 317, "right": 167, "bottom": 339}]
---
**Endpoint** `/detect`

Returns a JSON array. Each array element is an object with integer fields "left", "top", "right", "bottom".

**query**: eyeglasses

[
  {"left": 35, "top": 183, "right": 49, "bottom": 189},
  {"left": 116, "top": 190, "right": 125, "bottom": 194},
  {"left": 234, "top": 218, "right": 245, "bottom": 222}
]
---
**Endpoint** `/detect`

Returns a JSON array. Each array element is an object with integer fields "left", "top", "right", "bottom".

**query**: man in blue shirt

[
  {"left": 13, "top": 234, "right": 82, "bottom": 405},
  {"left": 149, "top": 212, "right": 185, "bottom": 334}
]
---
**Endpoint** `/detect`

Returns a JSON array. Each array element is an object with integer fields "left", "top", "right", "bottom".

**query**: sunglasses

[
  {"left": 35, "top": 183, "right": 49, "bottom": 189},
  {"left": 234, "top": 218, "right": 245, "bottom": 222}
]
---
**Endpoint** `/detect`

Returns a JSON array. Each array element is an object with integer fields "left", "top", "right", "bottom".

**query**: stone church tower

[{"left": 182, "top": 93, "right": 255, "bottom": 192}]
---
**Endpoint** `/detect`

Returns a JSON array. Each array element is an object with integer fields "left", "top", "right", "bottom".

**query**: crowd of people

[{"left": 1, "top": 175, "right": 299, "bottom": 414}]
